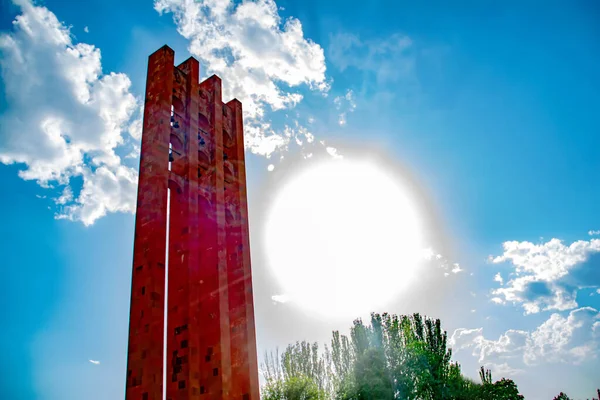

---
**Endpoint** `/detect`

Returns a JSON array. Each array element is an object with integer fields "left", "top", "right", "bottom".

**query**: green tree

[
  {"left": 479, "top": 366, "right": 493, "bottom": 385},
  {"left": 445, "top": 362, "right": 480, "bottom": 399},
  {"left": 281, "top": 341, "right": 329, "bottom": 392},
  {"left": 263, "top": 375, "right": 326, "bottom": 400},
  {"left": 334, "top": 317, "right": 393, "bottom": 400},
  {"left": 261, "top": 312, "right": 525, "bottom": 400},
  {"left": 553, "top": 392, "right": 572, "bottom": 400},
  {"left": 476, "top": 367, "right": 524, "bottom": 400},
  {"left": 382, "top": 313, "right": 453, "bottom": 399},
  {"left": 262, "top": 342, "right": 329, "bottom": 400}
]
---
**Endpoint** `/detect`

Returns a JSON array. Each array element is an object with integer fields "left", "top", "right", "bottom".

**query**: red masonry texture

[{"left": 125, "top": 45, "right": 260, "bottom": 400}]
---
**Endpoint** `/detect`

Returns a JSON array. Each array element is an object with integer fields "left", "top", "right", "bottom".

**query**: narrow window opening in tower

[
  {"left": 170, "top": 104, "right": 181, "bottom": 129},
  {"left": 162, "top": 187, "right": 171, "bottom": 400},
  {"left": 168, "top": 143, "right": 172, "bottom": 172}
]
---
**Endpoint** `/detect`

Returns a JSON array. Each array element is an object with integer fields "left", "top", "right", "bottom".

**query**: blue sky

[{"left": 1, "top": 0, "right": 600, "bottom": 399}]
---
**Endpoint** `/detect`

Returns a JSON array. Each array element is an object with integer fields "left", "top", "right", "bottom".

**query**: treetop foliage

[{"left": 261, "top": 312, "right": 528, "bottom": 400}]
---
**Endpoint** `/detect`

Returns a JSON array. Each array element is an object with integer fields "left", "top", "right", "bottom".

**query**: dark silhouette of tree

[
  {"left": 479, "top": 366, "right": 493, "bottom": 385},
  {"left": 473, "top": 367, "right": 524, "bottom": 400},
  {"left": 553, "top": 393, "right": 571, "bottom": 400},
  {"left": 554, "top": 389, "right": 600, "bottom": 400},
  {"left": 478, "top": 377, "right": 524, "bottom": 400}
]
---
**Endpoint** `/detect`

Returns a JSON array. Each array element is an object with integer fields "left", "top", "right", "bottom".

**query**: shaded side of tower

[{"left": 125, "top": 45, "right": 260, "bottom": 400}]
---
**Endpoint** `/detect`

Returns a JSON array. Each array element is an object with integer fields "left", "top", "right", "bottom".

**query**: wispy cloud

[
  {"left": 334, "top": 89, "right": 357, "bottom": 126},
  {"left": 589, "top": 230, "right": 600, "bottom": 236},
  {"left": 88, "top": 359, "right": 100, "bottom": 365},
  {"left": 328, "top": 32, "right": 414, "bottom": 85},
  {"left": 423, "top": 247, "right": 466, "bottom": 277}
]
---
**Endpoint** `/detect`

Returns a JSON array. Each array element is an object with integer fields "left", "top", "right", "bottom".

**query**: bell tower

[{"left": 125, "top": 45, "right": 259, "bottom": 400}]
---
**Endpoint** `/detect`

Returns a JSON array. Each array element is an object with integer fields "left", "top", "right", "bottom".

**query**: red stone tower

[{"left": 125, "top": 45, "right": 259, "bottom": 400}]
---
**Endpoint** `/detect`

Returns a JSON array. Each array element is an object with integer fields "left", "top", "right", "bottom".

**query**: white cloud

[
  {"left": 243, "top": 122, "right": 289, "bottom": 157},
  {"left": 154, "top": 0, "right": 330, "bottom": 157},
  {"left": 490, "top": 238, "right": 599, "bottom": 280},
  {"left": 451, "top": 263, "right": 463, "bottom": 274},
  {"left": 494, "top": 272, "right": 504, "bottom": 285},
  {"left": 0, "top": 0, "right": 366, "bottom": 227},
  {"left": 419, "top": 247, "right": 470, "bottom": 281},
  {"left": 525, "top": 307, "right": 600, "bottom": 365},
  {"left": 83, "top": 26, "right": 89, "bottom": 33},
  {"left": 451, "top": 307, "right": 600, "bottom": 368},
  {"left": 54, "top": 186, "right": 73, "bottom": 205},
  {"left": 0, "top": 0, "right": 140, "bottom": 225},
  {"left": 423, "top": 248, "right": 466, "bottom": 277},
  {"left": 589, "top": 230, "right": 600, "bottom": 236},
  {"left": 125, "top": 144, "right": 140, "bottom": 159},
  {"left": 489, "top": 238, "right": 600, "bottom": 314},
  {"left": 451, "top": 327, "right": 528, "bottom": 364},
  {"left": 334, "top": 89, "right": 356, "bottom": 126},
  {"left": 345, "top": 89, "right": 356, "bottom": 107},
  {"left": 271, "top": 294, "right": 290, "bottom": 304},
  {"left": 88, "top": 359, "right": 100, "bottom": 365},
  {"left": 483, "top": 362, "right": 523, "bottom": 377},
  {"left": 325, "top": 146, "right": 343, "bottom": 160},
  {"left": 421, "top": 247, "right": 435, "bottom": 260},
  {"left": 127, "top": 109, "right": 143, "bottom": 140},
  {"left": 58, "top": 164, "right": 138, "bottom": 224},
  {"left": 328, "top": 32, "right": 414, "bottom": 84},
  {"left": 267, "top": 164, "right": 274, "bottom": 172}
]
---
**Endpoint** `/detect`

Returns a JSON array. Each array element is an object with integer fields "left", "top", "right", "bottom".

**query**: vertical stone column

[
  {"left": 204, "top": 75, "right": 233, "bottom": 398},
  {"left": 180, "top": 57, "right": 201, "bottom": 399},
  {"left": 227, "top": 99, "right": 260, "bottom": 400},
  {"left": 165, "top": 56, "right": 201, "bottom": 400},
  {"left": 126, "top": 45, "right": 174, "bottom": 400}
]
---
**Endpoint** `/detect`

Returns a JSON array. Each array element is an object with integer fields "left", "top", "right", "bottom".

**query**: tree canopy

[{"left": 261, "top": 312, "right": 526, "bottom": 400}]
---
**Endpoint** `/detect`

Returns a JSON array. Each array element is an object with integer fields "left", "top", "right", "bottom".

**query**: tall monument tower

[{"left": 125, "top": 45, "right": 259, "bottom": 400}]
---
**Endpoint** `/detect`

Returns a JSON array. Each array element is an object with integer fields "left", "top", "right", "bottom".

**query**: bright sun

[{"left": 264, "top": 158, "right": 427, "bottom": 319}]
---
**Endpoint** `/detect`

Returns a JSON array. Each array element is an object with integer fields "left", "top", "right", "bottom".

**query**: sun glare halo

[{"left": 264, "top": 158, "right": 427, "bottom": 319}]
